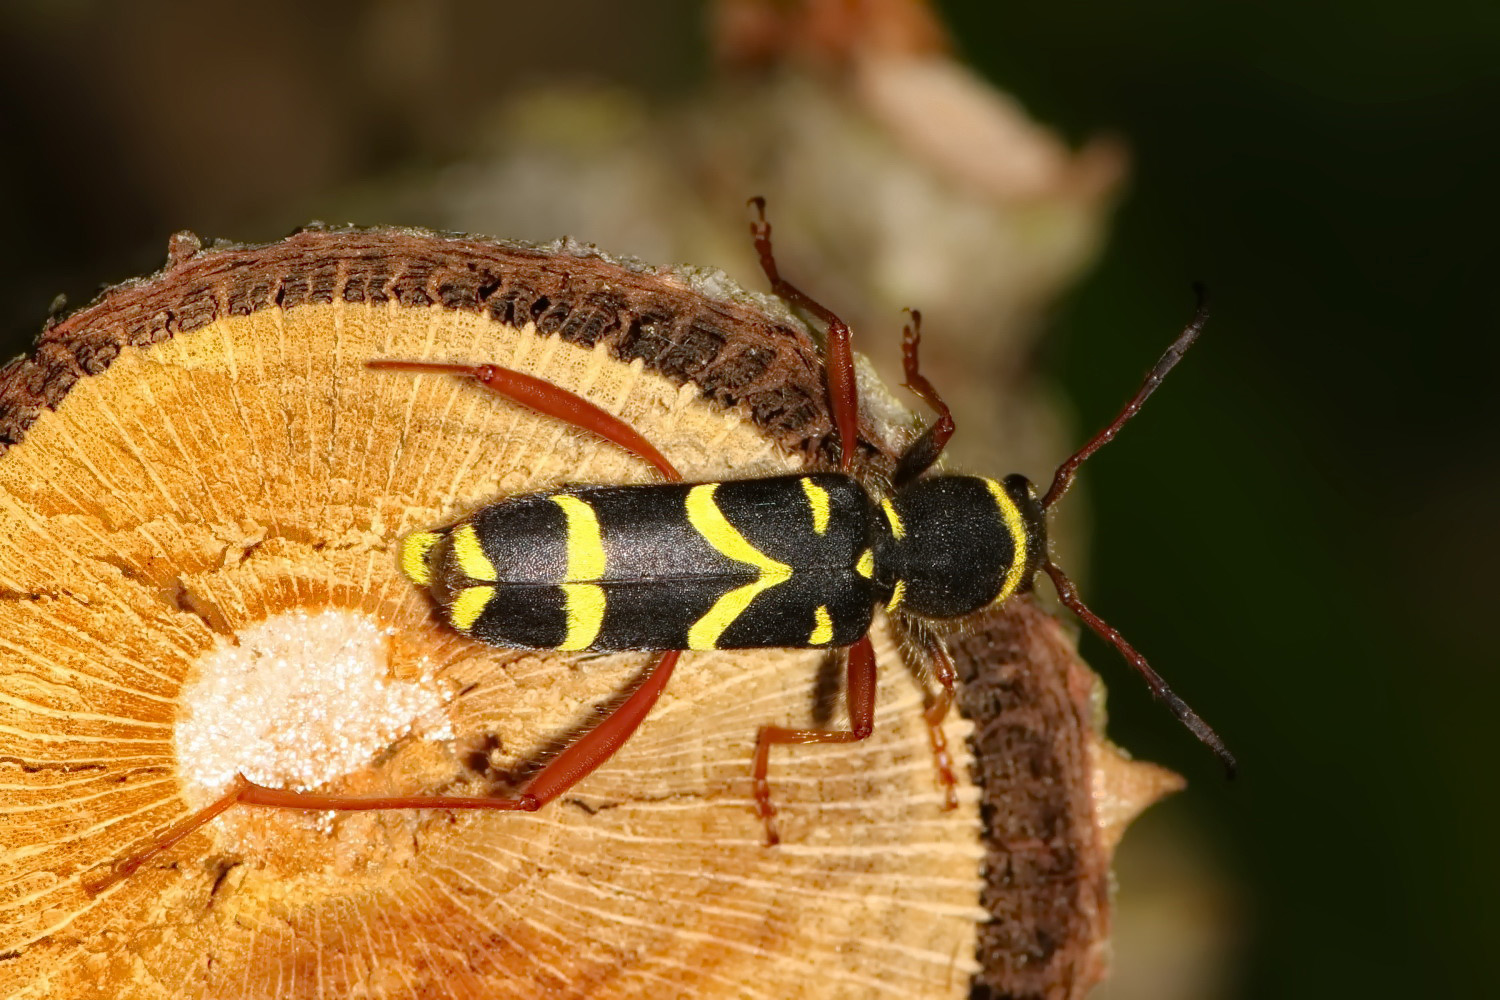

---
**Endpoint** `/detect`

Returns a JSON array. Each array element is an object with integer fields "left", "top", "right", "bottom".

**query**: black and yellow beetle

[
  {"left": 97, "top": 203, "right": 1230, "bottom": 885},
  {"left": 348, "top": 199, "right": 1233, "bottom": 844},
  {"left": 399, "top": 463, "right": 1046, "bottom": 656}
]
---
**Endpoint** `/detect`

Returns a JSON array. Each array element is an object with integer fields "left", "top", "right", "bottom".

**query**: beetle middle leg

[
  {"left": 752, "top": 635, "right": 877, "bottom": 846},
  {"left": 892, "top": 308, "right": 956, "bottom": 487}
]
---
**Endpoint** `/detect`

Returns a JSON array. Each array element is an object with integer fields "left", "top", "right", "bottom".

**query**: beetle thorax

[{"left": 872, "top": 474, "right": 1045, "bottom": 620}]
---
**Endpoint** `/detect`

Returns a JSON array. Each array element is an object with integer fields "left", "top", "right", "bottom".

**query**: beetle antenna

[
  {"left": 1042, "top": 560, "right": 1236, "bottom": 776},
  {"left": 1042, "top": 285, "right": 1209, "bottom": 510}
]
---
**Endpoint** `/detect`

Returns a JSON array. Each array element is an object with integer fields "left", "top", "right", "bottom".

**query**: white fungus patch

[{"left": 175, "top": 610, "right": 452, "bottom": 808}]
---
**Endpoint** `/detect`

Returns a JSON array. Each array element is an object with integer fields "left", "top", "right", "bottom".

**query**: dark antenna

[
  {"left": 1042, "top": 284, "right": 1209, "bottom": 510},
  {"left": 1043, "top": 562, "right": 1236, "bottom": 774},
  {"left": 1040, "top": 287, "right": 1237, "bottom": 776}
]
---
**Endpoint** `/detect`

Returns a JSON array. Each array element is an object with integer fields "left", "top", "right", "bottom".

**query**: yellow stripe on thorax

[
  {"left": 801, "top": 477, "right": 831, "bottom": 535},
  {"left": 685, "top": 483, "right": 793, "bottom": 650},
  {"left": 885, "top": 579, "right": 906, "bottom": 613},
  {"left": 400, "top": 531, "right": 443, "bottom": 586},
  {"left": 880, "top": 498, "right": 905, "bottom": 540},
  {"left": 451, "top": 523, "right": 498, "bottom": 582},
  {"left": 856, "top": 549, "right": 875, "bottom": 579},
  {"left": 551, "top": 494, "right": 608, "bottom": 650},
  {"left": 983, "top": 478, "right": 1031, "bottom": 605}
]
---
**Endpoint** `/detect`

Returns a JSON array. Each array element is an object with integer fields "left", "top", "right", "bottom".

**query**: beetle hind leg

[{"left": 88, "top": 651, "right": 683, "bottom": 892}]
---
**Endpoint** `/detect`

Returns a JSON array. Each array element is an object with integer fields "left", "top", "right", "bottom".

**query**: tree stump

[{"left": 0, "top": 228, "right": 1177, "bottom": 999}]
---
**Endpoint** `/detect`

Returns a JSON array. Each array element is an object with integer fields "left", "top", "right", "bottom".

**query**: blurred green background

[{"left": 1, "top": 1, "right": 1493, "bottom": 996}]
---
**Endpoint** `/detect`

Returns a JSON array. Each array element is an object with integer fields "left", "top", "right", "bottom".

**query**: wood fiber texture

[{"left": 0, "top": 229, "right": 838, "bottom": 462}]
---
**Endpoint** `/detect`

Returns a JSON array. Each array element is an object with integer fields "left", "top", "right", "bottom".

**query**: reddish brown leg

[
  {"left": 88, "top": 651, "right": 682, "bottom": 893},
  {"left": 84, "top": 777, "right": 250, "bottom": 894},
  {"left": 748, "top": 197, "right": 860, "bottom": 472},
  {"left": 752, "top": 635, "right": 876, "bottom": 846},
  {"left": 367, "top": 359, "right": 681, "bottom": 481},
  {"left": 893, "top": 308, "right": 957, "bottom": 487},
  {"left": 916, "top": 631, "right": 960, "bottom": 810}
]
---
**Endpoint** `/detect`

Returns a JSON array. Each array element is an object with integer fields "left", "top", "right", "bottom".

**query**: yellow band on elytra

[
  {"left": 400, "top": 531, "right": 443, "bottom": 586},
  {"left": 801, "top": 477, "right": 831, "bottom": 535},
  {"left": 451, "top": 523, "right": 498, "bottom": 582},
  {"left": 551, "top": 494, "right": 606, "bottom": 582},
  {"left": 809, "top": 605, "right": 834, "bottom": 645},
  {"left": 448, "top": 585, "right": 495, "bottom": 633},
  {"left": 685, "top": 483, "right": 792, "bottom": 649}
]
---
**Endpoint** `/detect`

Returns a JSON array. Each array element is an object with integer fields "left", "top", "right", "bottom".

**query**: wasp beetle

[{"left": 96, "top": 203, "right": 1231, "bottom": 887}]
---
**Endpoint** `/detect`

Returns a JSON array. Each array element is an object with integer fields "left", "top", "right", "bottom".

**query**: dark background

[
  {"left": 1, "top": 2, "right": 1493, "bottom": 995},
  {"left": 946, "top": 3, "right": 1497, "bottom": 996}
]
